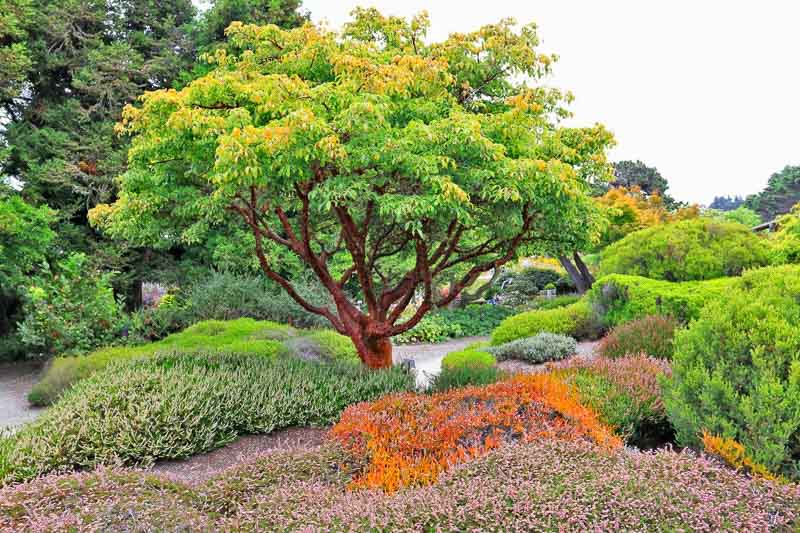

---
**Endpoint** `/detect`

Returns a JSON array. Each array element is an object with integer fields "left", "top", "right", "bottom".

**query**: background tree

[
  {"left": 708, "top": 195, "right": 744, "bottom": 211},
  {"left": 92, "top": 10, "right": 614, "bottom": 368},
  {"left": 0, "top": 0, "right": 32, "bottom": 103},
  {"left": 194, "top": 0, "right": 308, "bottom": 50},
  {"left": 745, "top": 165, "right": 800, "bottom": 221}
]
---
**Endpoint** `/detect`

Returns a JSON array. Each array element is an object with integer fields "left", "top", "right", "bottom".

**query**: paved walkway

[
  {"left": 0, "top": 362, "right": 46, "bottom": 430},
  {"left": 393, "top": 336, "right": 489, "bottom": 387}
]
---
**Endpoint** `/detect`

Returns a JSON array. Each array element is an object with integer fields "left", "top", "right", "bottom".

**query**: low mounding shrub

[
  {"left": 598, "top": 218, "right": 772, "bottom": 281},
  {"left": 597, "top": 315, "right": 679, "bottom": 360},
  {"left": 490, "top": 299, "right": 601, "bottom": 345},
  {"left": 330, "top": 374, "right": 621, "bottom": 492},
  {"left": 589, "top": 274, "right": 736, "bottom": 327},
  {"left": 489, "top": 332, "right": 577, "bottom": 364},
  {"left": 1, "top": 352, "right": 413, "bottom": 483},
  {"left": 530, "top": 293, "right": 581, "bottom": 310},
  {"left": 428, "top": 365, "right": 502, "bottom": 393},
  {"left": 663, "top": 264, "right": 800, "bottom": 478},
  {"left": 3, "top": 441, "right": 799, "bottom": 532},
  {"left": 550, "top": 355, "right": 673, "bottom": 448},
  {"left": 441, "top": 348, "right": 496, "bottom": 370},
  {"left": 28, "top": 318, "right": 355, "bottom": 406},
  {"left": 394, "top": 304, "right": 514, "bottom": 344}
]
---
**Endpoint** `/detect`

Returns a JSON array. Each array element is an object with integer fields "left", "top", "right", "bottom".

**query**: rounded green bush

[
  {"left": 298, "top": 330, "right": 358, "bottom": 362},
  {"left": 441, "top": 349, "right": 496, "bottom": 370},
  {"left": 598, "top": 218, "right": 771, "bottom": 282},
  {"left": 490, "top": 300, "right": 600, "bottom": 345},
  {"left": 663, "top": 264, "right": 800, "bottom": 478},
  {"left": 488, "top": 333, "right": 577, "bottom": 364}
]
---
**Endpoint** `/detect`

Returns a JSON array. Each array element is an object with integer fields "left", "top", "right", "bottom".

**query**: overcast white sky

[{"left": 303, "top": 0, "right": 800, "bottom": 205}]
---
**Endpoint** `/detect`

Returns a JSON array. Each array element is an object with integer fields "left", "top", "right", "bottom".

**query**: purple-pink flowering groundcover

[{"left": 2, "top": 439, "right": 799, "bottom": 532}]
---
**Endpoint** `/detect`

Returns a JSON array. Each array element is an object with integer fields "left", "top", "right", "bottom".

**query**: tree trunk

[
  {"left": 558, "top": 254, "right": 591, "bottom": 294},
  {"left": 356, "top": 335, "right": 393, "bottom": 369},
  {"left": 573, "top": 252, "right": 595, "bottom": 287}
]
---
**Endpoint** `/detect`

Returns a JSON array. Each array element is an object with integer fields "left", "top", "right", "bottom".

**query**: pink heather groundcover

[{"left": 2, "top": 439, "right": 799, "bottom": 532}]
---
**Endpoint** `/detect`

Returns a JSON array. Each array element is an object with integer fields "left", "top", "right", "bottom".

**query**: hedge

[
  {"left": 588, "top": 274, "right": 736, "bottom": 328},
  {"left": 490, "top": 300, "right": 600, "bottom": 345}
]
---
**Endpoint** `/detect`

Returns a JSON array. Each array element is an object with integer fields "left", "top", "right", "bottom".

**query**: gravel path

[
  {"left": 394, "top": 336, "right": 489, "bottom": 387},
  {"left": 149, "top": 427, "right": 328, "bottom": 485},
  {"left": 0, "top": 361, "right": 46, "bottom": 430}
]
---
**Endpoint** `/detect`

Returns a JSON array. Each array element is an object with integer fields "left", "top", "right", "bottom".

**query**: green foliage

[
  {"left": 598, "top": 315, "right": 679, "bottom": 360},
  {"left": 532, "top": 294, "right": 581, "bottom": 310},
  {"left": 604, "top": 160, "right": 679, "bottom": 208},
  {"left": 488, "top": 332, "right": 577, "bottom": 363},
  {"left": 27, "top": 318, "right": 355, "bottom": 406},
  {"left": 745, "top": 165, "right": 800, "bottom": 220},
  {"left": 663, "top": 265, "right": 800, "bottom": 477},
  {"left": 17, "top": 253, "right": 125, "bottom": 358},
  {"left": 194, "top": 0, "right": 307, "bottom": 50},
  {"left": 428, "top": 365, "right": 502, "bottom": 393},
  {"left": 303, "top": 329, "right": 358, "bottom": 362},
  {"left": 491, "top": 267, "right": 573, "bottom": 306},
  {"left": 92, "top": 10, "right": 614, "bottom": 361},
  {"left": 441, "top": 348, "right": 496, "bottom": 370},
  {"left": 709, "top": 195, "right": 744, "bottom": 211},
  {"left": 395, "top": 305, "right": 514, "bottom": 344},
  {"left": 0, "top": 195, "right": 55, "bottom": 288},
  {"left": 599, "top": 218, "right": 771, "bottom": 281},
  {"left": 0, "top": 0, "right": 32, "bottom": 102},
  {"left": 771, "top": 203, "right": 800, "bottom": 265},
  {"left": 705, "top": 206, "right": 762, "bottom": 228},
  {"left": 490, "top": 299, "right": 600, "bottom": 345},
  {"left": 2, "top": 352, "right": 414, "bottom": 483},
  {"left": 589, "top": 274, "right": 736, "bottom": 328}
]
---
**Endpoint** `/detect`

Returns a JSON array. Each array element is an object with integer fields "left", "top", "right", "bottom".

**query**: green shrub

[
  {"left": 428, "top": 365, "right": 502, "bottom": 393},
  {"left": 395, "top": 304, "right": 514, "bottom": 344},
  {"left": 489, "top": 333, "right": 577, "bottom": 364},
  {"left": 17, "top": 253, "right": 125, "bottom": 358},
  {"left": 589, "top": 274, "right": 736, "bottom": 328},
  {"left": 441, "top": 348, "right": 496, "bottom": 370},
  {"left": 663, "top": 264, "right": 800, "bottom": 478},
  {"left": 490, "top": 299, "right": 601, "bottom": 345},
  {"left": 532, "top": 294, "right": 581, "bottom": 311},
  {"left": 598, "top": 218, "right": 771, "bottom": 281},
  {"left": 598, "top": 315, "right": 679, "bottom": 360},
  {"left": 771, "top": 203, "right": 800, "bottom": 265},
  {"left": 184, "top": 272, "right": 332, "bottom": 328},
  {"left": 28, "top": 318, "right": 348, "bottom": 406},
  {"left": 301, "top": 330, "right": 358, "bottom": 362},
  {"left": 490, "top": 267, "right": 574, "bottom": 305},
  {"left": 2, "top": 352, "right": 414, "bottom": 483}
]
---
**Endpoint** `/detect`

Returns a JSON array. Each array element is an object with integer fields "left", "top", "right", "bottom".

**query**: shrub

[
  {"left": 490, "top": 299, "right": 601, "bottom": 345},
  {"left": 2, "top": 352, "right": 414, "bottom": 483},
  {"left": 491, "top": 267, "right": 574, "bottom": 305},
  {"left": 302, "top": 329, "right": 358, "bottom": 362},
  {"left": 330, "top": 374, "right": 621, "bottom": 492},
  {"left": 17, "top": 253, "right": 125, "bottom": 358},
  {"left": 489, "top": 332, "right": 577, "bottom": 364},
  {"left": 28, "top": 318, "right": 352, "bottom": 406},
  {"left": 771, "top": 202, "right": 800, "bottom": 265},
  {"left": 395, "top": 304, "right": 514, "bottom": 344},
  {"left": 3, "top": 441, "right": 799, "bottom": 532},
  {"left": 428, "top": 365, "right": 502, "bottom": 393},
  {"left": 531, "top": 293, "right": 580, "bottom": 310},
  {"left": 589, "top": 274, "right": 736, "bottom": 327},
  {"left": 663, "top": 264, "right": 800, "bottom": 478},
  {"left": 550, "top": 355, "right": 673, "bottom": 448},
  {"left": 598, "top": 218, "right": 772, "bottom": 281},
  {"left": 184, "top": 271, "right": 332, "bottom": 328},
  {"left": 441, "top": 348, "right": 496, "bottom": 370},
  {"left": 597, "top": 315, "right": 679, "bottom": 359}
]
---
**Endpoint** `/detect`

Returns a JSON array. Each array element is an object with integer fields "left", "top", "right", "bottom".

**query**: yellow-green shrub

[
  {"left": 441, "top": 349, "right": 496, "bottom": 370},
  {"left": 490, "top": 300, "right": 600, "bottom": 345}
]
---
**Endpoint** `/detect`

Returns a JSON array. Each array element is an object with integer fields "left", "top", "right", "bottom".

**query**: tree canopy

[
  {"left": 745, "top": 165, "right": 800, "bottom": 221},
  {"left": 92, "top": 9, "right": 614, "bottom": 367}
]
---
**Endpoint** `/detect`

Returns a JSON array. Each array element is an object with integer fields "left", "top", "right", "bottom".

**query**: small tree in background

[{"left": 92, "top": 9, "right": 614, "bottom": 367}]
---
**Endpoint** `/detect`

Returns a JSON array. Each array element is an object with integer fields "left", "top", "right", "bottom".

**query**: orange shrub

[
  {"left": 330, "top": 374, "right": 621, "bottom": 492},
  {"left": 701, "top": 432, "right": 782, "bottom": 482}
]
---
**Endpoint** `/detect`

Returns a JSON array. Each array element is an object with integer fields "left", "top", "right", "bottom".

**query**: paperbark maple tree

[{"left": 91, "top": 9, "right": 614, "bottom": 367}]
